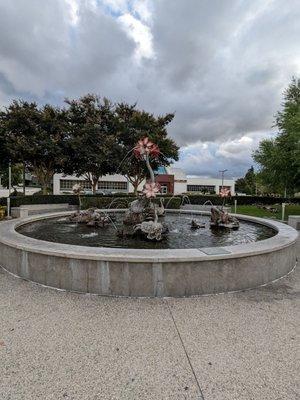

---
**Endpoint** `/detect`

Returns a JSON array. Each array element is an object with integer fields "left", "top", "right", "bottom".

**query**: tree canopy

[
  {"left": 0, "top": 101, "right": 67, "bottom": 194},
  {"left": 253, "top": 77, "right": 300, "bottom": 196},
  {"left": 0, "top": 125, "right": 9, "bottom": 170},
  {"left": 62, "top": 94, "right": 122, "bottom": 193},
  {"left": 235, "top": 166, "right": 256, "bottom": 195},
  {"left": 0, "top": 95, "right": 179, "bottom": 195}
]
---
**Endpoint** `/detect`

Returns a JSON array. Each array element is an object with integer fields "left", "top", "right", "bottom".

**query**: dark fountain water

[{"left": 17, "top": 213, "right": 276, "bottom": 250}]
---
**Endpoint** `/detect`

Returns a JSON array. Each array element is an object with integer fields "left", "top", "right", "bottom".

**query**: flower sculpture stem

[
  {"left": 144, "top": 153, "right": 158, "bottom": 222},
  {"left": 130, "top": 137, "right": 166, "bottom": 240},
  {"left": 72, "top": 184, "right": 83, "bottom": 211},
  {"left": 220, "top": 187, "right": 230, "bottom": 211},
  {"left": 145, "top": 153, "right": 155, "bottom": 183}
]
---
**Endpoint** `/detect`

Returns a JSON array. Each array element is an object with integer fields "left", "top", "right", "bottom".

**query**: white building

[
  {"left": 186, "top": 176, "right": 235, "bottom": 195},
  {"left": 53, "top": 173, "right": 131, "bottom": 194},
  {"left": 53, "top": 169, "right": 235, "bottom": 195}
]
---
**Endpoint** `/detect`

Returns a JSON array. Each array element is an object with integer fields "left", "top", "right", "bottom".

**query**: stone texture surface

[
  {"left": 288, "top": 215, "right": 300, "bottom": 230},
  {"left": 0, "top": 235, "right": 299, "bottom": 399},
  {"left": 0, "top": 234, "right": 297, "bottom": 296}
]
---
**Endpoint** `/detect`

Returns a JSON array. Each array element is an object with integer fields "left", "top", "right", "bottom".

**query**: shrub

[
  {"left": 0, "top": 193, "right": 298, "bottom": 209},
  {"left": 9, "top": 189, "right": 24, "bottom": 197},
  {"left": 81, "top": 196, "right": 181, "bottom": 210},
  {"left": 0, "top": 206, "right": 6, "bottom": 219},
  {"left": 186, "top": 194, "right": 299, "bottom": 206},
  {"left": 0, "top": 194, "right": 79, "bottom": 207}
]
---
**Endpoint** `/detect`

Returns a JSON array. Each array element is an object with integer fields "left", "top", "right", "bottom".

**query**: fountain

[
  {"left": 0, "top": 137, "right": 297, "bottom": 297},
  {"left": 68, "top": 137, "right": 239, "bottom": 240}
]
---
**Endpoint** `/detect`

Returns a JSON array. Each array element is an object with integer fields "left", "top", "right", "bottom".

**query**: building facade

[{"left": 53, "top": 169, "right": 235, "bottom": 195}]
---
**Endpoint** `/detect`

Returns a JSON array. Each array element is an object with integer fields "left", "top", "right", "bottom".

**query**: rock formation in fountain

[
  {"left": 210, "top": 206, "right": 239, "bottom": 230},
  {"left": 190, "top": 219, "right": 205, "bottom": 229},
  {"left": 69, "top": 208, "right": 115, "bottom": 227}
]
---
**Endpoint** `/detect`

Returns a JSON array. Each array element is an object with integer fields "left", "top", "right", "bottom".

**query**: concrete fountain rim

[{"left": 0, "top": 209, "right": 297, "bottom": 263}]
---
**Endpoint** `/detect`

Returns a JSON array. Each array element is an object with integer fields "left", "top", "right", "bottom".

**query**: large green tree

[
  {"left": 0, "top": 101, "right": 67, "bottom": 194},
  {"left": 0, "top": 125, "right": 9, "bottom": 186},
  {"left": 253, "top": 78, "right": 300, "bottom": 196},
  {"left": 0, "top": 128, "right": 9, "bottom": 170},
  {"left": 0, "top": 164, "right": 23, "bottom": 189},
  {"left": 115, "top": 103, "right": 179, "bottom": 194},
  {"left": 63, "top": 95, "right": 121, "bottom": 193},
  {"left": 235, "top": 166, "right": 257, "bottom": 195}
]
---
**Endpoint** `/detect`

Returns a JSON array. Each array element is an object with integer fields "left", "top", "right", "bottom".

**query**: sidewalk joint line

[{"left": 164, "top": 299, "right": 205, "bottom": 400}]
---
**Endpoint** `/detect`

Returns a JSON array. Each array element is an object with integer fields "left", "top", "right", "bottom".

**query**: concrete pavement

[{"left": 0, "top": 237, "right": 299, "bottom": 400}]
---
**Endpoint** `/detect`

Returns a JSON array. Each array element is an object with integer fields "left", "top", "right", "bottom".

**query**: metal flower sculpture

[
  {"left": 220, "top": 187, "right": 230, "bottom": 198},
  {"left": 133, "top": 137, "right": 160, "bottom": 159},
  {"left": 143, "top": 181, "right": 161, "bottom": 198},
  {"left": 133, "top": 136, "right": 161, "bottom": 199},
  {"left": 131, "top": 137, "right": 166, "bottom": 240}
]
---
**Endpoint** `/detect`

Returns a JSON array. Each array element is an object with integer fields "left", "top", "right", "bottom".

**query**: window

[
  {"left": 187, "top": 185, "right": 216, "bottom": 192},
  {"left": 60, "top": 179, "right": 128, "bottom": 191},
  {"left": 98, "top": 181, "right": 127, "bottom": 190},
  {"left": 160, "top": 184, "right": 168, "bottom": 194},
  {"left": 60, "top": 179, "right": 91, "bottom": 190}
]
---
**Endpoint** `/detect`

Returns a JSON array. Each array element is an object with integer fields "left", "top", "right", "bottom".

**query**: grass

[{"left": 231, "top": 204, "right": 300, "bottom": 221}]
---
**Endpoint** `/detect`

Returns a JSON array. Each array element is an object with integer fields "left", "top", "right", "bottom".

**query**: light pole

[
  {"left": 7, "top": 160, "right": 12, "bottom": 218},
  {"left": 219, "top": 169, "right": 228, "bottom": 192}
]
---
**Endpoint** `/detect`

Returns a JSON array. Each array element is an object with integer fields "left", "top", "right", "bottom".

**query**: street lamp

[
  {"left": 7, "top": 160, "right": 12, "bottom": 218},
  {"left": 219, "top": 169, "right": 228, "bottom": 192}
]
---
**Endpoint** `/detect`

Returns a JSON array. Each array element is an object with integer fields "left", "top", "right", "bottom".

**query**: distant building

[{"left": 53, "top": 169, "right": 235, "bottom": 195}]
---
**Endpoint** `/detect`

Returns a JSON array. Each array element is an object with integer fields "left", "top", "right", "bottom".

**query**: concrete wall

[
  {"left": 174, "top": 181, "right": 187, "bottom": 195},
  {"left": 0, "top": 211, "right": 297, "bottom": 297}
]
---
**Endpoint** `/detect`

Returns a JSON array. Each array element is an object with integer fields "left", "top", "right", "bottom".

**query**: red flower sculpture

[
  {"left": 134, "top": 137, "right": 160, "bottom": 159},
  {"left": 220, "top": 188, "right": 230, "bottom": 198},
  {"left": 143, "top": 181, "right": 161, "bottom": 198}
]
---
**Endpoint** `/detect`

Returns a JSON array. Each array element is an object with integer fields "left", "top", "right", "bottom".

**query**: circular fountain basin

[{"left": 0, "top": 210, "right": 297, "bottom": 297}]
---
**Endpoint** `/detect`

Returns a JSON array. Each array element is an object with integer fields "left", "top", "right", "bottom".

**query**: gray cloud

[{"left": 0, "top": 0, "right": 299, "bottom": 177}]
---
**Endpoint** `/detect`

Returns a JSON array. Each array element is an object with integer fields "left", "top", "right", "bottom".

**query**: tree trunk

[
  {"left": 92, "top": 180, "right": 98, "bottom": 194},
  {"left": 22, "top": 163, "right": 26, "bottom": 195},
  {"left": 32, "top": 166, "right": 53, "bottom": 195},
  {"left": 42, "top": 185, "right": 48, "bottom": 195},
  {"left": 133, "top": 182, "right": 139, "bottom": 196},
  {"left": 126, "top": 174, "right": 143, "bottom": 196}
]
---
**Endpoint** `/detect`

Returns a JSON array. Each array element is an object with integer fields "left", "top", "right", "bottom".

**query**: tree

[
  {"left": 235, "top": 166, "right": 257, "bottom": 195},
  {"left": 0, "top": 117, "right": 11, "bottom": 184},
  {"left": 253, "top": 78, "right": 300, "bottom": 196},
  {"left": 0, "top": 101, "right": 67, "bottom": 194},
  {"left": 63, "top": 95, "right": 121, "bottom": 194},
  {"left": 115, "top": 103, "right": 179, "bottom": 194},
  {"left": 0, "top": 163, "right": 23, "bottom": 189}
]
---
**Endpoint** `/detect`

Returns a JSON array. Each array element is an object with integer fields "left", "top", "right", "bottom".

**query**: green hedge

[
  {"left": 0, "top": 194, "right": 79, "bottom": 207},
  {"left": 80, "top": 196, "right": 181, "bottom": 210},
  {"left": 186, "top": 194, "right": 299, "bottom": 206},
  {"left": 0, "top": 193, "right": 298, "bottom": 208}
]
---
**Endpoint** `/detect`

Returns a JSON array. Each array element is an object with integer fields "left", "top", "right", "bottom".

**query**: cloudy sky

[{"left": 0, "top": 0, "right": 299, "bottom": 178}]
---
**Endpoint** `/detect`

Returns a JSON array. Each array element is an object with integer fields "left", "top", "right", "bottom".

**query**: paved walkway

[{"left": 0, "top": 237, "right": 299, "bottom": 400}]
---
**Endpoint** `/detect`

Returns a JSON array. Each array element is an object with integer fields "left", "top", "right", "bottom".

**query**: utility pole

[
  {"left": 23, "top": 162, "right": 26, "bottom": 195},
  {"left": 7, "top": 161, "right": 12, "bottom": 218},
  {"left": 219, "top": 169, "right": 228, "bottom": 192}
]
